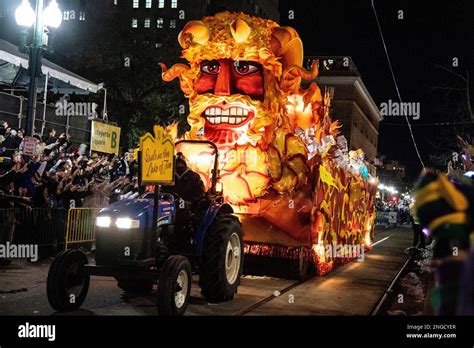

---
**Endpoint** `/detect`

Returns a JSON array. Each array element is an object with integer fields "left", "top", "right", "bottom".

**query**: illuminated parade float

[{"left": 160, "top": 12, "right": 377, "bottom": 276}]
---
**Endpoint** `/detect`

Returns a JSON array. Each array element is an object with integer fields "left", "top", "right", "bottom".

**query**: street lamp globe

[
  {"left": 43, "top": 0, "right": 62, "bottom": 28},
  {"left": 15, "top": 0, "right": 35, "bottom": 28}
]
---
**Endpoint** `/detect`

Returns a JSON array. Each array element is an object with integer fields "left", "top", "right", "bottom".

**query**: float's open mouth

[{"left": 203, "top": 104, "right": 254, "bottom": 126}]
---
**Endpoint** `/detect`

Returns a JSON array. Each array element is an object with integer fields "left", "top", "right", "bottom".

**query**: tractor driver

[{"left": 167, "top": 152, "right": 206, "bottom": 205}]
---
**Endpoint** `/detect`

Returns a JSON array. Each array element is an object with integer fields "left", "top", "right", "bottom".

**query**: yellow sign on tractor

[{"left": 139, "top": 125, "right": 175, "bottom": 185}]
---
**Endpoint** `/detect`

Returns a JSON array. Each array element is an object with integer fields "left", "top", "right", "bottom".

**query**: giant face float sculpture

[{"left": 161, "top": 12, "right": 377, "bottom": 275}]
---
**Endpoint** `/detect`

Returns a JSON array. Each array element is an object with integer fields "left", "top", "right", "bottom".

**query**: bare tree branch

[
  {"left": 434, "top": 64, "right": 474, "bottom": 120},
  {"left": 431, "top": 86, "right": 468, "bottom": 91},
  {"left": 435, "top": 64, "right": 468, "bottom": 82},
  {"left": 466, "top": 70, "right": 473, "bottom": 120}
]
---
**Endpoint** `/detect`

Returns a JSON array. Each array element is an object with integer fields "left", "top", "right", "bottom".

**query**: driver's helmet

[{"left": 175, "top": 152, "right": 187, "bottom": 168}]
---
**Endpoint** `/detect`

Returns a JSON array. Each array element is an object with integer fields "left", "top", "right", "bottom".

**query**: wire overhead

[{"left": 371, "top": 0, "right": 426, "bottom": 169}]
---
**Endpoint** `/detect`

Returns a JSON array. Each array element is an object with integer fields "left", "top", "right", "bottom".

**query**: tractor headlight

[
  {"left": 116, "top": 218, "right": 140, "bottom": 229},
  {"left": 96, "top": 216, "right": 111, "bottom": 228}
]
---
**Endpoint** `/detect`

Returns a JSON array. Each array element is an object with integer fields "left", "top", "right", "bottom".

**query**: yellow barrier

[{"left": 65, "top": 208, "right": 100, "bottom": 250}]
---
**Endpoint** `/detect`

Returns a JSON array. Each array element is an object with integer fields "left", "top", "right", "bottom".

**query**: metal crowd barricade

[
  {"left": 65, "top": 208, "right": 100, "bottom": 250},
  {"left": 0, "top": 208, "right": 67, "bottom": 256},
  {"left": 0, "top": 208, "right": 16, "bottom": 245}
]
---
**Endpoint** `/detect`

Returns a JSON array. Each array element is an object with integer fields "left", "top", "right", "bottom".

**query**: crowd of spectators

[
  {"left": 375, "top": 199, "right": 412, "bottom": 225},
  {"left": 0, "top": 120, "right": 141, "bottom": 211}
]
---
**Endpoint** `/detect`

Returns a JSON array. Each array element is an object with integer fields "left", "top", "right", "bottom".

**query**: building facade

[
  {"left": 376, "top": 159, "right": 409, "bottom": 192},
  {"left": 304, "top": 56, "right": 382, "bottom": 162}
]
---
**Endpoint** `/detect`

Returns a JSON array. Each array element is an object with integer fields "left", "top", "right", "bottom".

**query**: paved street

[{"left": 0, "top": 227, "right": 412, "bottom": 316}]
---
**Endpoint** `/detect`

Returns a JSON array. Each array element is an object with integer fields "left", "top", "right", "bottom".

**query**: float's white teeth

[{"left": 204, "top": 106, "right": 251, "bottom": 124}]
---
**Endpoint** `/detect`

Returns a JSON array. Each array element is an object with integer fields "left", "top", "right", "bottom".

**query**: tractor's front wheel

[
  {"left": 47, "top": 249, "right": 90, "bottom": 312},
  {"left": 199, "top": 214, "right": 243, "bottom": 303},
  {"left": 157, "top": 255, "right": 192, "bottom": 316}
]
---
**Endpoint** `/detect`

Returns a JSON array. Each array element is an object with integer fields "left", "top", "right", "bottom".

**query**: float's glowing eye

[
  {"left": 233, "top": 61, "right": 260, "bottom": 75},
  {"left": 201, "top": 60, "right": 221, "bottom": 74}
]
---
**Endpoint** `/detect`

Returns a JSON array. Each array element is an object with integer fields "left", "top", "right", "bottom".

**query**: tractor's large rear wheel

[{"left": 199, "top": 214, "right": 243, "bottom": 303}]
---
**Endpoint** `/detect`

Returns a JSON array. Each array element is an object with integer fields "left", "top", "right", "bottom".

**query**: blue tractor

[{"left": 46, "top": 140, "right": 243, "bottom": 315}]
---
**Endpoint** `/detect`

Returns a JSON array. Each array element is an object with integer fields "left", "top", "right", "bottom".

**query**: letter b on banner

[{"left": 111, "top": 131, "right": 117, "bottom": 150}]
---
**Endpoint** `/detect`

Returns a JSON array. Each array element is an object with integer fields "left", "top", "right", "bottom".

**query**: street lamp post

[
  {"left": 25, "top": 0, "right": 44, "bottom": 137},
  {"left": 15, "top": 0, "right": 62, "bottom": 136}
]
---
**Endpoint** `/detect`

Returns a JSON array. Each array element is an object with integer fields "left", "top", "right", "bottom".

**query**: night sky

[{"left": 279, "top": 0, "right": 473, "bottom": 179}]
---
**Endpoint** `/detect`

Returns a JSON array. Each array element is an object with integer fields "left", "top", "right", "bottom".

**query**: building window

[
  {"left": 171, "top": 0, "right": 177, "bottom": 8},
  {"left": 155, "top": 42, "right": 162, "bottom": 48},
  {"left": 63, "top": 10, "right": 70, "bottom": 20},
  {"left": 144, "top": 18, "right": 150, "bottom": 27},
  {"left": 145, "top": 0, "right": 152, "bottom": 8},
  {"left": 79, "top": 11, "right": 86, "bottom": 21},
  {"left": 131, "top": 18, "right": 138, "bottom": 28},
  {"left": 133, "top": 0, "right": 139, "bottom": 8},
  {"left": 158, "top": 0, "right": 164, "bottom": 8},
  {"left": 170, "top": 19, "right": 176, "bottom": 28},
  {"left": 157, "top": 17, "right": 163, "bottom": 28}
]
